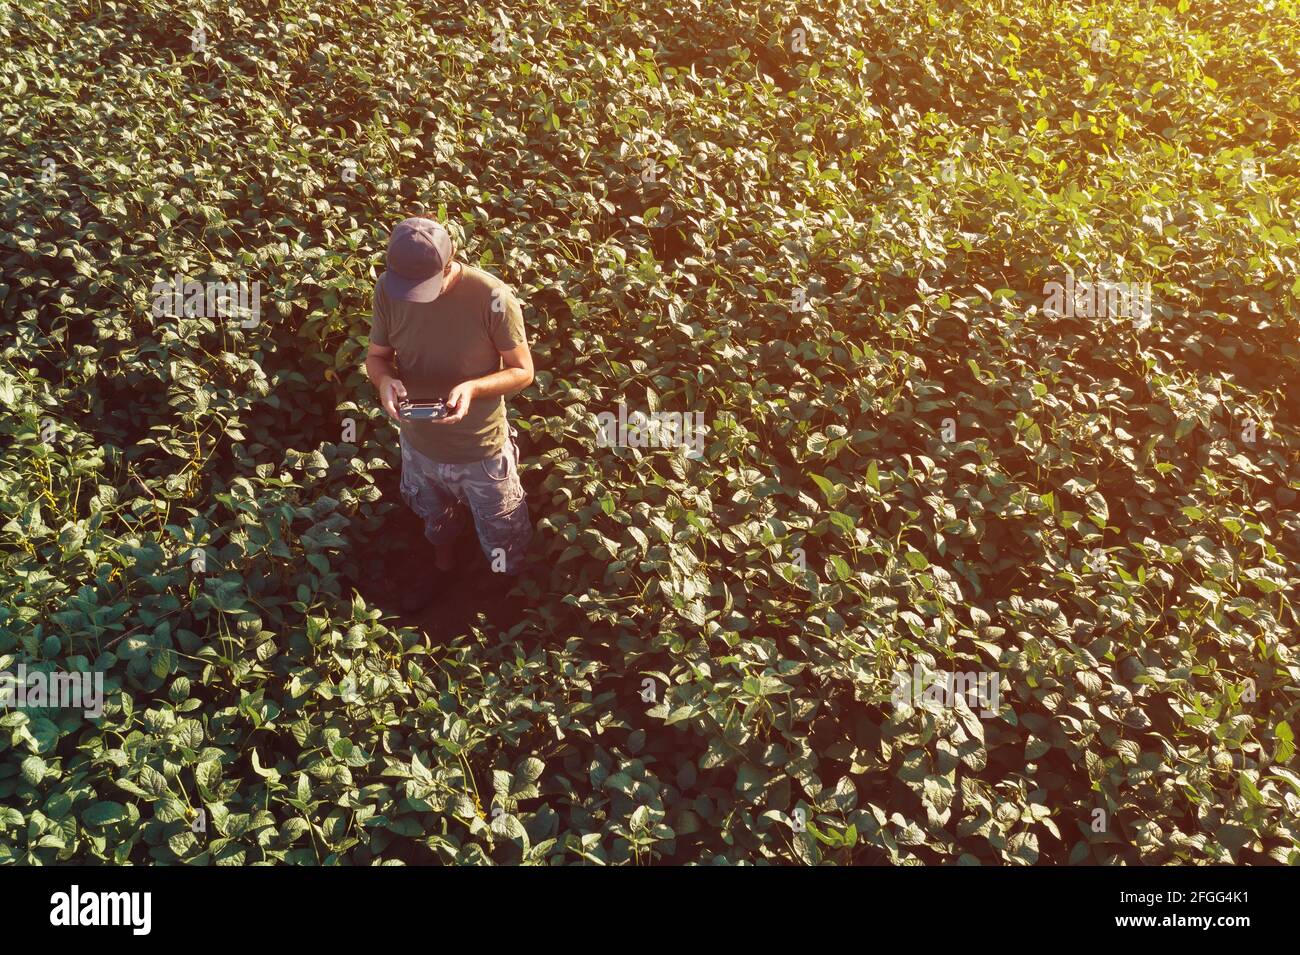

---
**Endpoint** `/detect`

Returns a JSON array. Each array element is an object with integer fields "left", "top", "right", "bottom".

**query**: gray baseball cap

[{"left": 380, "top": 217, "right": 454, "bottom": 302}]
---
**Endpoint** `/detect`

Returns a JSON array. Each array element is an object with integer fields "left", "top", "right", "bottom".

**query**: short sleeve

[
  {"left": 487, "top": 282, "right": 526, "bottom": 351},
  {"left": 369, "top": 281, "right": 391, "bottom": 348}
]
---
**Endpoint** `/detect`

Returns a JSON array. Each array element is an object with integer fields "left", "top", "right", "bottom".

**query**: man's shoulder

[{"left": 460, "top": 265, "right": 510, "bottom": 295}]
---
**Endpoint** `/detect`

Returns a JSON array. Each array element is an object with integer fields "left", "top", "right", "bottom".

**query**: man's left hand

[{"left": 435, "top": 381, "right": 475, "bottom": 425}]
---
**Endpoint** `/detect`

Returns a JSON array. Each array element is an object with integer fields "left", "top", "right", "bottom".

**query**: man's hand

[
  {"left": 434, "top": 381, "right": 475, "bottom": 425},
  {"left": 380, "top": 377, "right": 408, "bottom": 421},
  {"left": 431, "top": 345, "right": 534, "bottom": 426},
  {"left": 366, "top": 343, "right": 407, "bottom": 421}
]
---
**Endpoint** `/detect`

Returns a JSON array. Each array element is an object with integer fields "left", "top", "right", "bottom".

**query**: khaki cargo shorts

[{"left": 398, "top": 426, "right": 533, "bottom": 575}]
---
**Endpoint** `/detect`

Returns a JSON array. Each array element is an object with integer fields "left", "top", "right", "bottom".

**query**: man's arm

[
  {"left": 469, "top": 343, "right": 535, "bottom": 399},
  {"left": 441, "top": 343, "right": 535, "bottom": 425},
  {"left": 365, "top": 343, "right": 406, "bottom": 420}
]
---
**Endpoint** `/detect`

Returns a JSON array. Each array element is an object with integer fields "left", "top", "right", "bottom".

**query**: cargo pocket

[
  {"left": 467, "top": 446, "right": 523, "bottom": 520},
  {"left": 481, "top": 448, "right": 511, "bottom": 483}
]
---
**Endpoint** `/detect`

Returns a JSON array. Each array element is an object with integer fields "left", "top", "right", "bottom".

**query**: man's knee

[{"left": 477, "top": 502, "right": 533, "bottom": 574}]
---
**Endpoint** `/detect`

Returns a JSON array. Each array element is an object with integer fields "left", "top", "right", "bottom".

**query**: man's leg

[
  {"left": 398, "top": 435, "right": 469, "bottom": 606},
  {"left": 459, "top": 429, "right": 533, "bottom": 577}
]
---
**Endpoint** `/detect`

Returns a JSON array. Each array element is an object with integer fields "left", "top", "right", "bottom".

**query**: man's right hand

[{"left": 380, "top": 377, "right": 408, "bottom": 421}]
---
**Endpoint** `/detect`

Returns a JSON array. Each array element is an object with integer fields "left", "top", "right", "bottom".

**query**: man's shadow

[{"left": 344, "top": 466, "right": 530, "bottom": 642}]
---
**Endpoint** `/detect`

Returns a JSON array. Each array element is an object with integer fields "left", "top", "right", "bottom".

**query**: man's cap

[{"left": 381, "top": 217, "right": 454, "bottom": 302}]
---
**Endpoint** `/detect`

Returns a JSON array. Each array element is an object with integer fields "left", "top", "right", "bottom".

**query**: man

[{"left": 365, "top": 216, "right": 534, "bottom": 611}]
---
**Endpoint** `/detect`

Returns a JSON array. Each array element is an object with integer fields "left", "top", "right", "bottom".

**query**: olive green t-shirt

[{"left": 369, "top": 265, "right": 526, "bottom": 464}]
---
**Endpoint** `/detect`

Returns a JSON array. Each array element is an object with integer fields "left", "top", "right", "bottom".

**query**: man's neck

[{"left": 444, "top": 260, "right": 464, "bottom": 293}]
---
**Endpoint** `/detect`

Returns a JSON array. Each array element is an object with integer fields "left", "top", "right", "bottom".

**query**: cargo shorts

[{"left": 398, "top": 426, "right": 533, "bottom": 575}]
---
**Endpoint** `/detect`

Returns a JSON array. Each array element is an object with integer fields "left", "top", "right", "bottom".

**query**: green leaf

[
  {"left": 21, "top": 755, "right": 47, "bottom": 786},
  {"left": 1275, "top": 722, "right": 1295, "bottom": 765},
  {"left": 83, "top": 801, "right": 128, "bottom": 826}
]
